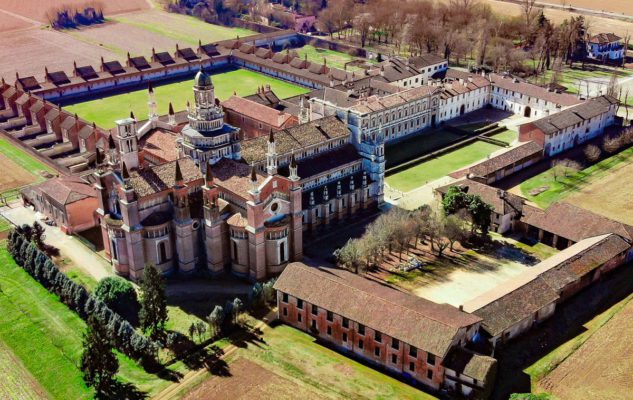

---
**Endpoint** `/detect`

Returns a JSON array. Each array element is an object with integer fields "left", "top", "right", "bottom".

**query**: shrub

[{"left": 94, "top": 276, "right": 140, "bottom": 323}]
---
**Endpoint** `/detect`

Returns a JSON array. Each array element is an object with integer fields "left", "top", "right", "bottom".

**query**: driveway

[{"left": 1, "top": 203, "right": 113, "bottom": 281}]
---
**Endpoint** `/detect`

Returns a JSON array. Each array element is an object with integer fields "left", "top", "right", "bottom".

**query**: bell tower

[
  {"left": 115, "top": 112, "right": 139, "bottom": 171},
  {"left": 266, "top": 129, "right": 278, "bottom": 176}
]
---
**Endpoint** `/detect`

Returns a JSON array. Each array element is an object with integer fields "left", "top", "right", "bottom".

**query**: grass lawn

[
  {"left": 65, "top": 69, "right": 310, "bottom": 128},
  {"left": 113, "top": 14, "right": 255, "bottom": 47},
  {"left": 0, "top": 245, "right": 189, "bottom": 399},
  {"left": 386, "top": 141, "right": 503, "bottom": 192},
  {"left": 226, "top": 324, "right": 436, "bottom": 399},
  {"left": 294, "top": 45, "right": 365, "bottom": 71},
  {"left": 385, "top": 129, "right": 466, "bottom": 168},
  {"left": 0, "top": 339, "right": 48, "bottom": 400},
  {"left": 518, "top": 147, "right": 633, "bottom": 209},
  {"left": 489, "top": 129, "right": 518, "bottom": 144},
  {"left": 0, "top": 138, "right": 54, "bottom": 175},
  {"left": 0, "top": 137, "right": 56, "bottom": 197},
  {"left": 0, "top": 216, "right": 11, "bottom": 233}
]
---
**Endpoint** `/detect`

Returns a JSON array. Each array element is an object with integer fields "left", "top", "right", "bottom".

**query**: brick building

[
  {"left": 221, "top": 94, "right": 298, "bottom": 139},
  {"left": 274, "top": 262, "right": 496, "bottom": 396}
]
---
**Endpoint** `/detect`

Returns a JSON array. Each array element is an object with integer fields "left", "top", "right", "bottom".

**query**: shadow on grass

[
  {"left": 491, "top": 265, "right": 633, "bottom": 399},
  {"left": 99, "top": 380, "right": 147, "bottom": 400}
]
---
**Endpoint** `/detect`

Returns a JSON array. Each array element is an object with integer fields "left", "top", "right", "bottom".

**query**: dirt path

[{"left": 152, "top": 317, "right": 273, "bottom": 400}]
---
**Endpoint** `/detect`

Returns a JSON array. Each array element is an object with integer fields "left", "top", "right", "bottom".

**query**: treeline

[
  {"left": 315, "top": 0, "right": 627, "bottom": 76},
  {"left": 7, "top": 224, "right": 158, "bottom": 364},
  {"left": 45, "top": 1, "right": 105, "bottom": 29}
]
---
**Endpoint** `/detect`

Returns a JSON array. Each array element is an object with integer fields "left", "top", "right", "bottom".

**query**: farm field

[
  {"left": 0, "top": 9, "right": 34, "bottom": 32},
  {"left": 0, "top": 340, "right": 47, "bottom": 400},
  {"left": 65, "top": 69, "right": 310, "bottom": 128},
  {"left": 529, "top": 65, "right": 632, "bottom": 96},
  {"left": 0, "top": 245, "right": 189, "bottom": 399},
  {"left": 70, "top": 10, "right": 255, "bottom": 58},
  {"left": 534, "top": 292, "right": 633, "bottom": 399},
  {"left": 386, "top": 140, "right": 505, "bottom": 192},
  {"left": 0, "top": 137, "right": 55, "bottom": 197},
  {"left": 0, "top": 0, "right": 149, "bottom": 23},
  {"left": 0, "top": 28, "right": 115, "bottom": 82},
  {"left": 515, "top": 147, "right": 633, "bottom": 210},
  {"left": 538, "top": 0, "right": 633, "bottom": 15},
  {"left": 184, "top": 324, "right": 437, "bottom": 400}
]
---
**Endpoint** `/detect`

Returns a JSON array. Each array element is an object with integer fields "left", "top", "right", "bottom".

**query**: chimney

[
  {"left": 459, "top": 305, "right": 464, "bottom": 311},
  {"left": 468, "top": 75, "right": 473, "bottom": 83}
]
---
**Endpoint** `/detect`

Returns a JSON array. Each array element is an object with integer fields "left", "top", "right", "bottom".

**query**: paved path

[{"left": 1, "top": 204, "right": 113, "bottom": 281}]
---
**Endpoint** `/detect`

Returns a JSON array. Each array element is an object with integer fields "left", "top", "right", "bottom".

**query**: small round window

[
  {"left": 192, "top": 221, "right": 200, "bottom": 230},
  {"left": 270, "top": 202, "right": 279, "bottom": 212}
]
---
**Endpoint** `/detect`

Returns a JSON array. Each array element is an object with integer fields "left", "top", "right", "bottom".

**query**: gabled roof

[
  {"left": 274, "top": 263, "right": 482, "bottom": 358},
  {"left": 222, "top": 96, "right": 294, "bottom": 128},
  {"left": 589, "top": 33, "right": 621, "bottom": 44},
  {"left": 154, "top": 52, "right": 175, "bottom": 66},
  {"left": 490, "top": 73, "right": 582, "bottom": 106},
  {"left": 177, "top": 47, "right": 199, "bottom": 61},
  {"left": 435, "top": 178, "right": 524, "bottom": 216},
  {"left": 200, "top": 43, "right": 220, "bottom": 57},
  {"left": 211, "top": 158, "right": 266, "bottom": 199},
  {"left": 17, "top": 76, "right": 41, "bottom": 91},
  {"left": 128, "top": 158, "right": 201, "bottom": 197},
  {"left": 464, "top": 141, "right": 543, "bottom": 177},
  {"left": 278, "top": 144, "right": 361, "bottom": 180},
  {"left": 103, "top": 60, "right": 125, "bottom": 75},
  {"left": 129, "top": 56, "right": 151, "bottom": 70},
  {"left": 443, "top": 348, "right": 497, "bottom": 382},
  {"left": 75, "top": 65, "right": 99, "bottom": 80},
  {"left": 47, "top": 70, "right": 71, "bottom": 86},
  {"left": 32, "top": 176, "right": 96, "bottom": 207}
]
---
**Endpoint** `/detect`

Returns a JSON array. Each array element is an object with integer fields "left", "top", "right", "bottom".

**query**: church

[{"left": 94, "top": 69, "right": 382, "bottom": 282}]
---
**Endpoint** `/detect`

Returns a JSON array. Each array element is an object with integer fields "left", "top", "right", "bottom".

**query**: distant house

[{"left": 587, "top": 33, "right": 625, "bottom": 61}]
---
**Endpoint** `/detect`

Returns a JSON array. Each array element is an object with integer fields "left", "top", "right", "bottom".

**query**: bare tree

[{"left": 583, "top": 144, "right": 602, "bottom": 163}]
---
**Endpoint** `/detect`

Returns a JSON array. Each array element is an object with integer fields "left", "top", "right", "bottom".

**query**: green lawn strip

[
  {"left": 385, "top": 129, "right": 466, "bottom": 168},
  {"left": 488, "top": 129, "right": 518, "bottom": 144},
  {"left": 113, "top": 16, "right": 254, "bottom": 46},
  {"left": 65, "top": 29, "right": 128, "bottom": 56},
  {"left": 65, "top": 69, "right": 309, "bottom": 128},
  {"left": 0, "top": 216, "right": 11, "bottom": 233},
  {"left": 386, "top": 141, "right": 502, "bottom": 192},
  {"left": 489, "top": 232, "right": 559, "bottom": 261},
  {"left": 294, "top": 45, "right": 363, "bottom": 71},
  {"left": 0, "top": 137, "right": 55, "bottom": 175},
  {"left": 525, "top": 292, "right": 633, "bottom": 383},
  {"left": 519, "top": 147, "right": 633, "bottom": 208},
  {"left": 0, "top": 246, "right": 188, "bottom": 398},
  {"left": 0, "top": 336, "right": 50, "bottom": 400},
  {"left": 237, "top": 324, "right": 435, "bottom": 399}
]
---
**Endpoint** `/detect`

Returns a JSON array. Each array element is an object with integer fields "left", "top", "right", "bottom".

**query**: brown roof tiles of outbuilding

[{"left": 128, "top": 158, "right": 201, "bottom": 197}]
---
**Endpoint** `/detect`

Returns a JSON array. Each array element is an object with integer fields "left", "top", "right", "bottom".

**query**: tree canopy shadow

[{"left": 98, "top": 380, "right": 147, "bottom": 400}]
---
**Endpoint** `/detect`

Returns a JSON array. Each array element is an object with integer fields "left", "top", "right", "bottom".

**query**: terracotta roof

[
  {"left": 222, "top": 96, "right": 294, "bottom": 128},
  {"left": 139, "top": 129, "right": 180, "bottom": 163},
  {"left": 350, "top": 85, "right": 438, "bottom": 114},
  {"left": 32, "top": 176, "right": 96, "bottom": 207},
  {"left": 468, "top": 276, "right": 559, "bottom": 337},
  {"left": 530, "top": 95, "right": 617, "bottom": 136},
  {"left": 435, "top": 178, "right": 524, "bottom": 216},
  {"left": 78, "top": 123, "right": 94, "bottom": 139},
  {"left": 536, "top": 234, "right": 630, "bottom": 292},
  {"left": 211, "top": 158, "right": 266, "bottom": 199},
  {"left": 490, "top": 73, "right": 582, "bottom": 106},
  {"left": 227, "top": 212, "right": 248, "bottom": 227},
  {"left": 589, "top": 33, "right": 621, "bottom": 44},
  {"left": 275, "top": 263, "right": 482, "bottom": 358},
  {"left": 128, "top": 158, "right": 201, "bottom": 197},
  {"left": 443, "top": 348, "right": 497, "bottom": 382},
  {"left": 465, "top": 141, "right": 543, "bottom": 177},
  {"left": 200, "top": 43, "right": 220, "bottom": 57},
  {"left": 240, "top": 116, "right": 349, "bottom": 164},
  {"left": 278, "top": 144, "right": 361, "bottom": 180},
  {"left": 60, "top": 114, "right": 77, "bottom": 130},
  {"left": 521, "top": 202, "right": 633, "bottom": 243}
]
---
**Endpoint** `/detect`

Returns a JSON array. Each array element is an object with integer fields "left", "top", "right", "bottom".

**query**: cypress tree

[
  {"left": 80, "top": 315, "right": 119, "bottom": 396},
  {"left": 139, "top": 265, "right": 168, "bottom": 340}
]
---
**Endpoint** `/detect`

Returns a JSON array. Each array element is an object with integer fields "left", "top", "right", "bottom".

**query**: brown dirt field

[
  {"left": 0, "top": 10, "right": 34, "bottom": 32},
  {"left": 0, "top": 153, "right": 37, "bottom": 193},
  {"left": 540, "top": 0, "right": 633, "bottom": 16},
  {"left": 538, "top": 297, "right": 633, "bottom": 399},
  {"left": 69, "top": 19, "right": 183, "bottom": 57},
  {"left": 182, "top": 358, "right": 323, "bottom": 400},
  {"left": 0, "top": 28, "right": 116, "bottom": 81},
  {"left": 564, "top": 160, "right": 633, "bottom": 226},
  {"left": 0, "top": 0, "right": 149, "bottom": 23}
]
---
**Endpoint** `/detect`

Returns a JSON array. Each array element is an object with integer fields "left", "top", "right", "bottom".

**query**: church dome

[{"left": 194, "top": 69, "right": 212, "bottom": 87}]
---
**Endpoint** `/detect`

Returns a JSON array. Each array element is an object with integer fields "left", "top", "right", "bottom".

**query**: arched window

[{"left": 158, "top": 242, "right": 167, "bottom": 264}]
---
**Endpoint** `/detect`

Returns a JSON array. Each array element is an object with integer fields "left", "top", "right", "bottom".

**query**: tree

[
  {"left": 232, "top": 298, "right": 244, "bottom": 325},
  {"left": 94, "top": 276, "right": 139, "bottom": 321},
  {"left": 442, "top": 186, "right": 470, "bottom": 215},
  {"left": 444, "top": 214, "right": 468, "bottom": 252},
  {"left": 583, "top": 144, "right": 602, "bottom": 163},
  {"left": 80, "top": 315, "right": 119, "bottom": 396},
  {"left": 139, "top": 265, "right": 168, "bottom": 340},
  {"left": 603, "top": 135, "right": 622, "bottom": 154},
  {"left": 606, "top": 71, "right": 620, "bottom": 98},
  {"left": 207, "top": 305, "right": 224, "bottom": 337},
  {"left": 468, "top": 196, "right": 494, "bottom": 238}
]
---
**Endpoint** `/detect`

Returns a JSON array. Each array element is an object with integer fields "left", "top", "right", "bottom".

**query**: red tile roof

[{"left": 222, "top": 96, "right": 294, "bottom": 128}]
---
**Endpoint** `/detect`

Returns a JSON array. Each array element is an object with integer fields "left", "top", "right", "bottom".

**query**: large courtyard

[{"left": 64, "top": 69, "right": 310, "bottom": 128}]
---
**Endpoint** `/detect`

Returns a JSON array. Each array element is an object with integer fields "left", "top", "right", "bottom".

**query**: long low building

[
  {"left": 274, "top": 262, "right": 497, "bottom": 397},
  {"left": 519, "top": 95, "right": 618, "bottom": 156}
]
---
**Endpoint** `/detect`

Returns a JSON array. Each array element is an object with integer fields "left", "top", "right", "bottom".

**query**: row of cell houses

[
  {"left": 0, "top": 82, "right": 105, "bottom": 173},
  {"left": 587, "top": 33, "right": 625, "bottom": 61},
  {"left": 464, "top": 232, "right": 632, "bottom": 346},
  {"left": 14, "top": 42, "right": 232, "bottom": 101},
  {"left": 489, "top": 73, "right": 582, "bottom": 119},
  {"left": 274, "top": 262, "right": 498, "bottom": 399},
  {"left": 518, "top": 95, "right": 618, "bottom": 156},
  {"left": 370, "top": 55, "right": 449, "bottom": 88}
]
